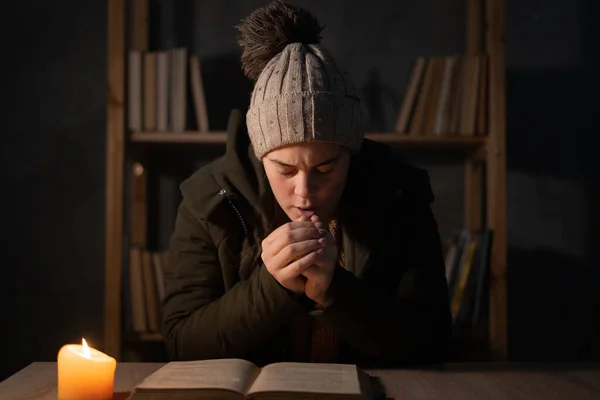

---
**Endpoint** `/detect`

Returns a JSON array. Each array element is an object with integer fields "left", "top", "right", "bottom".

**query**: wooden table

[{"left": 1, "top": 362, "right": 600, "bottom": 399}]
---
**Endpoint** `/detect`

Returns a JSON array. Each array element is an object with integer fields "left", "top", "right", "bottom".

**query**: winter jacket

[{"left": 161, "top": 109, "right": 452, "bottom": 367}]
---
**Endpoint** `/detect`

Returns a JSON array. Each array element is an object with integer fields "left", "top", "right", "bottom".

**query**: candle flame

[{"left": 81, "top": 338, "right": 92, "bottom": 359}]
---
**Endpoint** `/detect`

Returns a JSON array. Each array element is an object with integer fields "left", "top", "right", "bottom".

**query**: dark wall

[
  {"left": 0, "top": 0, "right": 596, "bottom": 380},
  {"left": 505, "top": 0, "right": 598, "bottom": 361},
  {"left": 1, "top": 0, "right": 107, "bottom": 381}
]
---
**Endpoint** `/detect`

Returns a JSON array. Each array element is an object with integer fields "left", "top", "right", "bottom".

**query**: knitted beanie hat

[{"left": 236, "top": 0, "right": 365, "bottom": 160}]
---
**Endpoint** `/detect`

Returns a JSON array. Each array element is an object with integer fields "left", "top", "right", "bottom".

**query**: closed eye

[
  {"left": 315, "top": 165, "right": 333, "bottom": 175},
  {"left": 278, "top": 169, "right": 296, "bottom": 177}
]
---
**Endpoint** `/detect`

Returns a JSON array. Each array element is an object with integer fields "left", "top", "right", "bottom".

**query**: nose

[{"left": 294, "top": 172, "right": 312, "bottom": 199}]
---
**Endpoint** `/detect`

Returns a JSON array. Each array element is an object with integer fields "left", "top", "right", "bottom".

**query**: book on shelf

[
  {"left": 127, "top": 247, "right": 168, "bottom": 336},
  {"left": 127, "top": 358, "right": 378, "bottom": 400},
  {"left": 127, "top": 47, "right": 210, "bottom": 134},
  {"left": 444, "top": 228, "right": 493, "bottom": 327},
  {"left": 395, "top": 53, "right": 487, "bottom": 136}
]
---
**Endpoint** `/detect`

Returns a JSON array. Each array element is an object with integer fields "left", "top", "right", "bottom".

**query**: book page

[
  {"left": 135, "top": 359, "right": 259, "bottom": 394},
  {"left": 246, "top": 362, "right": 361, "bottom": 396}
]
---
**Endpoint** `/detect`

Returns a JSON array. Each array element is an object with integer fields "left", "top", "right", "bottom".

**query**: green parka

[{"left": 161, "top": 110, "right": 452, "bottom": 367}]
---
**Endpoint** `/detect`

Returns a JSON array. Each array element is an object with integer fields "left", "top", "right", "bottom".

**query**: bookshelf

[
  {"left": 130, "top": 131, "right": 487, "bottom": 149},
  {"left": 104, "top": 0, "right": 507, "bottom": 362}
]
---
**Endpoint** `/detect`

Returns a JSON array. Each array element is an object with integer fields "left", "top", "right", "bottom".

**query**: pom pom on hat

[{"left": 235, "top": 0, "right": 324, "bottom": 81}]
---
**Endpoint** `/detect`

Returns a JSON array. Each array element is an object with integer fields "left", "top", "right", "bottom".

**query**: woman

[{"left": 162, "top": 0, "right": 452, "bottom": 367}]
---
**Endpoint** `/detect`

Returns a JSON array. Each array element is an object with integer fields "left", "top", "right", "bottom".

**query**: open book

[{"left": 127, "top": 358, "right": 377, "bottom": 399}]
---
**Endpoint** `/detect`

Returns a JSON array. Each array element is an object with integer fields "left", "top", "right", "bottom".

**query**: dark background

[{"left": 1, "top": 0, "right": 597, "bottom": 381}]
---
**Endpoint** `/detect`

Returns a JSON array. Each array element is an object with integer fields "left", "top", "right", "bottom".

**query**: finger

[
  {"left": 312, "top": 252, "right": 336, "bottom": 271},
  {"left": 301, "top": 265, "right": 320, "bottom": 279},
  {"left": 269, "top": 227, "right": 327, "bottom": 256},
  {"left": 311, "top": 214, "right": 324, "bottom": 229},
  {"left": 297, "top": 215, "right": 310, "bottom": 222},
  {"left": 272, "top": 238, "right": 327, "bottom": 269},
  {"left": 263, "top": 221, "right": 318, "bottom": 246},
  {"left": 281, "top": 250, "right": 323, "bottom": 281}
]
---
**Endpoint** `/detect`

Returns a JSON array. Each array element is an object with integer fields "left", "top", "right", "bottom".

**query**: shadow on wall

[
  {"left": 505, "top": 66, "right": 598, "bottom": 361},
  {"left": 361, "top": 67, "right": 402, "bottom": 133},
  {"left": 200, "top": 53, "right": 254, "bottom": 131}
]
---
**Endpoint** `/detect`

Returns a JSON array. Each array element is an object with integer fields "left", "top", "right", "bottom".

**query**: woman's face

[{"left": 263, "top": 142, "right": 351, "bottom": 223}]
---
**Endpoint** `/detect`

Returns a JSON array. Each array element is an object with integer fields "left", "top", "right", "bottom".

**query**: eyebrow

[{"left": 269, "top": 155, "right": 340, "bottom": 168}]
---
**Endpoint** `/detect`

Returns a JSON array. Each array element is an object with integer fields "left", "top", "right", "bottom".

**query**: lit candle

[{"left": 57, "top": 338, "right": 117, "bottom": 400}]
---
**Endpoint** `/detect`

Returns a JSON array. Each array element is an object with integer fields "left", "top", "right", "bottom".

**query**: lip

[{"left": 295, "top": 207, "right": 316, "bottom": 217}]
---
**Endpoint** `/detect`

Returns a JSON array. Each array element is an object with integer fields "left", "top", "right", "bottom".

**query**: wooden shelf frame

[
  {"left": 129, "top": 131, "right": 487, "bottom": 149},
  {"left": 103, "top": 0, "right": 507, "bottom": 361},
  {"left": 104, "top": 0, "right": 126, "bottom": 361}
]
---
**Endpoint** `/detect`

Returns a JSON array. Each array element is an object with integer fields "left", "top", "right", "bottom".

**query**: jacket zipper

[{"left": 218, "top": 188, "right": 249, "bottom": 238}]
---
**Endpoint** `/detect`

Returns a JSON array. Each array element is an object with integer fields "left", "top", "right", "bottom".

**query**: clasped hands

[{"left": 261, "top": 215, "right": 337, "bottom": 306}]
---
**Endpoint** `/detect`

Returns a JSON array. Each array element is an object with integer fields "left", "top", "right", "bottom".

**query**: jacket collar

[
  {"left": 338, "top": 139, "right": 393, "bottom": 277},
  {"left": 211, "top": 110, "right": 275, "bottom": 231}
]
